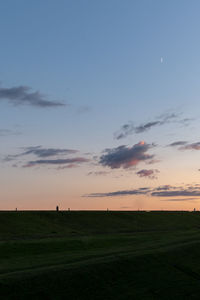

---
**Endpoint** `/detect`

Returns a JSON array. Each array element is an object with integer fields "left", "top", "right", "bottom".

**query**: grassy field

[{"left": 1, "top": 211, "right": 200, "bottom": 299}]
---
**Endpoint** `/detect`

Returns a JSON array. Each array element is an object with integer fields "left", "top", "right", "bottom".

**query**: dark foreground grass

[
  {"left": 1, "top": 210, "right": 200, "bottom": 239},
  {"left": 1, "top": 211, "right": 200, "bottom": 299}
]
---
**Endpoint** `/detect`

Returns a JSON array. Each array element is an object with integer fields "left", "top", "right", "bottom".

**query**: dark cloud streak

[
  {"left": 168, "top": 141, "right": 188, "bottom": 147},
  {"left": 84, "top": 188, "right": 151, "bottom": 198},
  {"left": 161, "top": 197, "right": 198, "bottom": 202},
  {"left": 0, "top": 85, "right": 65, "bottom": 107},
  {"left": 21, "top": 146, "right": 78, "bottom": 158},
  {"left": 5, "top": 146, "right": 78, "bottom": 161},
  {"left": 23, "top": 157, "right": 90, "bottom": 168},
  {"left": 85, "top": 184, "right": 200, "bottom": 199},
  {"left": 168, "top": 141, "right": 200, "bottom": 151}
]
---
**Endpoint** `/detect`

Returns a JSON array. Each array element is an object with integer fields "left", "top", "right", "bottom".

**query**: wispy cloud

[
  {"left": 168, "top": 141, "right": 188, "bottom": 147},
  {"left": 23, "top": 157, "right": 90, "bottom": 168},
  {"left": 5, "top": 146, "right": 78, "bottom": 161},
  {"left": 99, "top": 141, "right": 154, "bottom": 169},
  {"left": 114, "top": 112, "right": 192, "bottom": 140},
  {"left": 85, "top": 184, "right": 200, "bottom": 200},
  {"left": 20, "top": 146, "right": 78, "bottom": 158},
  {"left": 136, "top": 169, "right": 159, "bottom": 179},
  {"left": 0, "top": 85, "right": 65, "bottom": 107},
  {"left": 168, "top": 141, "right": 200, "bottom": 151},
  {"left": 151, "top": 185, "right": 200, "bottom": 197},
  {"left": 84, "top": 187, "right": 151, "bottom": 197},
  {"left": 151, "top": 189, "right": 200, "bottom": 197},
  {"left": 135, "top": 121, "right": 163, "bottom": 134},
  {"left": 180, "top": 142, "right": 200, "bottom": 150},
  {"left": 161, "top": 197, "right": 198, "bottom": 202},
  {"left": 4, "top": 146, "right": 89, "bottom": 169},
  {"left": 115, "top": 113, "right": 177, "bottom": 139}
]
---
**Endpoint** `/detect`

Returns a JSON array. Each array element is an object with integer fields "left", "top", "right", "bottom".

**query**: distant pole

[
  {"left": 15, "top": 208, "right": 17, "bottom": 211},
  {"left": 56, "top": 205, "right": 59, "bottom": 212}
]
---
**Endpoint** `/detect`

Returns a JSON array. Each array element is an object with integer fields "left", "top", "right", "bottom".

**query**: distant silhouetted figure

[
  {"left": 15, "top": 208, "right": 17, "bottom": 211},
  {"left": 68, "top": 208, "right": 70, "bottom": 211},
  {"left": 56, "top": 205, "right": 59, "bottom": 212}
]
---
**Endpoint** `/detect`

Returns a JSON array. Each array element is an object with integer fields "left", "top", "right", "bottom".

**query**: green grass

[
  {"left": 1, "top": 211, "right": 200, "bottom": 299},
  {"left": 1, "top": 210, "right": 200, "bottom": 239}
]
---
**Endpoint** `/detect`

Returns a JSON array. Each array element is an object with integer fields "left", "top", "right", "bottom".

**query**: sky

[{"left": 1, "top": 0, "right": 200, "bottom": 210}]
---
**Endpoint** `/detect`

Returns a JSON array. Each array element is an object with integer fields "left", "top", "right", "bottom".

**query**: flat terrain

[{"left": 1, "top": 211, "right": 200, "bottom": 299}]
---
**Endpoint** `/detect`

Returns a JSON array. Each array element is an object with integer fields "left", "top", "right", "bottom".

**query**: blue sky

[{"left": 1, "top": 1, "right": 200, "bottom": 210}]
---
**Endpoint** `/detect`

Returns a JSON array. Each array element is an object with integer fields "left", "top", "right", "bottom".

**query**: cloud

[
  {"left": 114, "top": 113, "right": 178, "bottom": 139},
  {"left": 84, "top": 187, "right": 151, "bottom": 198},
  {"left": 179, "top": 118, "right": 194, "bottom": 126},
  {"left": 20, "top": 146, "right": 78, "bottom": 158},
  {"left": 0, "top": 85, "right": 65, "bottom": 107},
  {"left": 114, "top": 112, "right": 192, "bottom": 140},
  {"left": 84, "top": 184, "right": 200, "bottom": 199},
  {"left": 180, "top": 142, "right": 200, "bottom": 151},
  {"left": 135, "top": 121, "right": 162, "bottom": 134},
  {"left": 168, "top": 141, "right": 200, "bottom": 151},
  {"left": 151, "top": 185, "right": 200, "bottom": 197},
  {"left": 151, "top": 190, "right": 200, "bottom": 197},
  {"left": 154, "top": 185, "right": 172, "bottom": 191},
  {"left": 136, "top": 169, "right": 159, "bottom": 179},
  {"left": 23, "top": 157, "right": 90, "bottom": 168},
  {"left": 168, "top": 141, "right": 188, "bottom": 147},
  {"left": 161, "top": 197, "right": 198, "bottom": 202},
  {"left": 4, "top": 146, "right": 89, "bottom": 169},
  {"left": 5, "top": 146, "right": 78, "bottom": 161},
  {"left": 99, "top": 141, "right": 154, "bottom": 169}
]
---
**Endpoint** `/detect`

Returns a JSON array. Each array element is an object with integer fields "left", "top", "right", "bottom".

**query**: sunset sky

[{"left": 1, "top": 0, "right": 200, "bottom": 210}]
